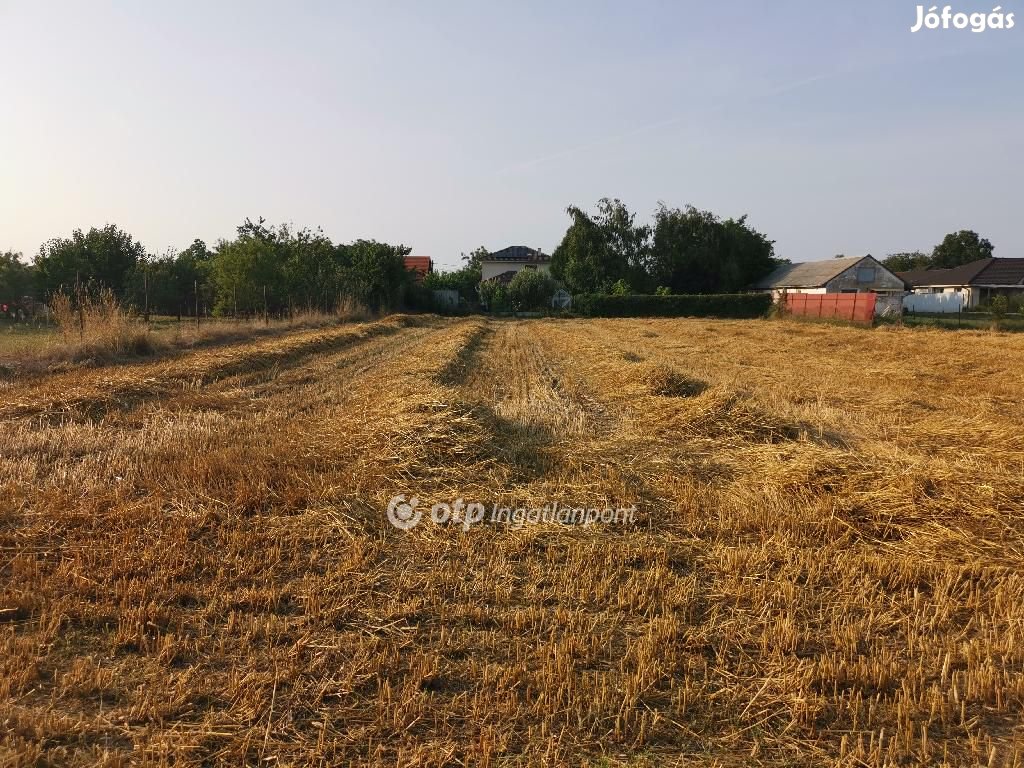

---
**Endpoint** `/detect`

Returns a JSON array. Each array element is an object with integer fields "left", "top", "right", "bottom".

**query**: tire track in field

[{"left": 436, "top": 320, "right": 638, "bottom": 501}]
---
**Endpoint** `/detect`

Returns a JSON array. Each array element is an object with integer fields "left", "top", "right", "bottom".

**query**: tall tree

[
  {"left": 551, "top": 199, "right": 648, "bottom": 294},
  {"left": 34, "top": 225, "right": 147, "bottom": 297},
  {"left": 337, "top": 240, "right": 413, "bottom": 311},
  {"left": 649, "top": 204, "right": 775, "bottom": 294},
  {"left": 930, "top": 230, "right": 994, "bottom": 269},
  {"left": 211, "top": 226, "right": 285, "bottom": 315}
]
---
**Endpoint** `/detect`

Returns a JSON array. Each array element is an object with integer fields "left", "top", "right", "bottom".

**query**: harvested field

[{"left": 1, "top": 316, "right": 1023, "bottom": 767}]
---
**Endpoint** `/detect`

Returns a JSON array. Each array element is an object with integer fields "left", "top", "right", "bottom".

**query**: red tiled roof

[{"left": 404, "top": 256, "right": 433, "bottom": 281}]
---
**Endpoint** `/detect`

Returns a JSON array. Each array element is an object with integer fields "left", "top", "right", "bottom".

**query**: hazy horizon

[{"left": 2, "top": 1, "right": 1022, "bottom": 270}]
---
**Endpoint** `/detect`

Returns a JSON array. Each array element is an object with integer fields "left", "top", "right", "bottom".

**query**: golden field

[{"left": 1, "top": 315, "right": 1022, "bottom": 767}]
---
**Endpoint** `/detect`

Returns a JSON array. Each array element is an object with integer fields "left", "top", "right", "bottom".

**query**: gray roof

[
  {"left": 485, "top": 246, "right": 550, "bottom": 263},
  {"left": 755, "top": 256, "right": 871, "bottom": 290},
  {"left": 898, "top": 258, "right": 1024, "bottom": 287}
]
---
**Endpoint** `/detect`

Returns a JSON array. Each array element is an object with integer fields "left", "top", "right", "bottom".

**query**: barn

[{"left": 755, "top": 255, "right": 906, "bottom": 316}]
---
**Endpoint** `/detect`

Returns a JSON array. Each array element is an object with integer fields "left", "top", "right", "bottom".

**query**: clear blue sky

[{"left": 1, "top": 1, "right": 1021, "bottom": 270}]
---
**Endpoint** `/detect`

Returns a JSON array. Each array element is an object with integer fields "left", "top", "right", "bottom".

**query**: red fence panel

[{"left": 785, "top": 292, "right": 876, "bottom": 324}]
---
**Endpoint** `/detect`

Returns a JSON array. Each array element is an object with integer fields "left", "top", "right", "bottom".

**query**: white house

[
  {"left": 754, "top": 255, "right": 906, "bottom": 316},
  {"left": 479, "top": 246, "right": 552, "bottom": 285},
  {"left": 898, "top": 258, "right": 1024, "bottom": 310}
]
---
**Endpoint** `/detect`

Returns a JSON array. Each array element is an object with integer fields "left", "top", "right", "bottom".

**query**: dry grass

[
  {"left": 0, "top": 296, "right": 372, "bottom": 378},
  {"left": 1, "top": 316, "right": 1022, "bottom": 766}
]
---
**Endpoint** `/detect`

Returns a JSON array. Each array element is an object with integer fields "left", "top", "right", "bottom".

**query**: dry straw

[{"left": 1, "top": 314, "right": 1022, "bottom": 766}]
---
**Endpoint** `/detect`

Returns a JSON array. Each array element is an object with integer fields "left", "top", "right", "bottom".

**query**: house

[
  {"left": 479, "top": 246, "right": 551, "bottom": 285},
  {"left": 898, "top": 257, "right": 1024, "bottom": 309},
  {"left": 755, "top": 255, "right": 906, "bottom": 315},
  {"left": 404, "top": 256, "right": 433, "bottom": 283}
]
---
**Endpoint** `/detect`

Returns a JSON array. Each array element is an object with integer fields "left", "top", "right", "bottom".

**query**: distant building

[
  {"left": 898, "top": 257, "right": 1024, "bottom": 308},
  {"left": 479, "top": 246, "right": 551, "bottom": 286},
  {"left": 404, "top": 256, "right": 433, "bottom": 283},
  {"left": 754, "top": 255, "right": 906, "bottom": 317}
]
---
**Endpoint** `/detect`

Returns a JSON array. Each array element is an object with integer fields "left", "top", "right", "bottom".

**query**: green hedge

[{"left": 572, "top": 293, "right": 772, "bottom": 318}]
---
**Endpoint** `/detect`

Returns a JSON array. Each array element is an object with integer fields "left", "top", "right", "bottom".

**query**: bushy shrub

[
  {"left": 479, "top": 280, "right": 510, "bottom": 312},
  {"left": 507, "top": 270, "right": 559, "bottom": 311},
  {"left": 572, "top": 292, "right": 771, "bottom": 319}
]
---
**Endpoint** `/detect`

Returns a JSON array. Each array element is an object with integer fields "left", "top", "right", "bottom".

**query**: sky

[{"left": 1, "top": 1, "right": 1022, "bottom": 270}]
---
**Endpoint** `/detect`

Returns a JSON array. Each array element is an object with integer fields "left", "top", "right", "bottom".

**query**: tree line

[
  {"left": 421, "top": 198, "right": 785, "bottom": 310},
  {"left": 881, "top": 231, "right": 995, "bottom": 273},
  {"left": 1, "top": 208, "right": 1000, "bottom": 319},
  {"left": 548, "top": 198, "right": 781, "bottom": 296},
  {"left": 1, "top": 219, "right": 418, "bottom": 318}
]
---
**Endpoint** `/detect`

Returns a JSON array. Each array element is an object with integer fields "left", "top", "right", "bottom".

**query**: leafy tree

[
  {"left": 0, "top": 251, "right": 35, "bottom": 301},
  {"left": 610, "top": 278, "right": 631, "bottom": 296},
  {"left": 930, "top": 230, "right": 994, "bottom": 269},
  {"left": 337, "top": 240, "right": 413, "bottom": 311},
  {"left": 125, "top": 240, "right": 215, "bottom": 318},
  {"left": 212, "top": 224, "right": 285, "bottom": 316},
  {"left": 282, "top": 227, "right": 339, "bottom": 313},
  {"left": 882, "top": 251, "right": 931, "bottom": 272},
  {"left": 551, "top": 199, "right": 649, "bottom": 294},
  {"left": 507, "top": 269, "right": 559, "bottom": 310},
  {"left": 35, "top": 225, "right": 147, "bottom": 297},
  {"left": 478, "top": 280, "right": 509, "bottom": 312},
  {"left": 649, "top": 204, "right": 776, "bottom": 294}
]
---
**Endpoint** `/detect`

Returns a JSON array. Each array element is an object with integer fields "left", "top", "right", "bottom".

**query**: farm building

[
  {"left": 755, "top": 255, "right": 906, "bottom": 315},
  {"left": 479, "top": 246, "right": 551, "bottom": 286},
  {"left": 898, "top": 257, "right": 1024, "bottom": 309}
]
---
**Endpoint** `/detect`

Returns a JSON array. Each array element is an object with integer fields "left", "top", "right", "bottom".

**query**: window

[{"left": 856, "top": 266, "right": 876, "bottom": 283}]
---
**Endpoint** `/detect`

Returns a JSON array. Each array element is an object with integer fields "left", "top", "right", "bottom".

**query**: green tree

[
  {"left": 127, "top": 240, "right": 215, "bottom": 317},
  {"left": 337, "top": 240, "right": 413, "bottom": 311},
  {"left": 551, "top": 199, "right": 649, "bottom": 294},
  {"left": 507, "top": 269, "right": 559, "bottom": 310},
  {"left": 0, "top": 251, "right": 35, "bottom": 301},
  {"left": 649, "top": 205, "right": 776, "bottom": 294},
  {"left": 930, "top": 230, "right": 994, "bottom": 269},
  {"left": 282, "top": 227, "right": 339, "bottom": 313},
  {"left": 478, "top": 279, "right": 509, "bottom": 312},
  {"left": 35, "top": 225, "right": 147, "bottom": 297},
  {"left": 882, "top": 251, "right": 931, "bottom": 272},
  {"left": 610, "top": 278, "right": 631, "bottom": 296},
  {"left": 211, "top": 220, "right": 286, "bottom": 316}
]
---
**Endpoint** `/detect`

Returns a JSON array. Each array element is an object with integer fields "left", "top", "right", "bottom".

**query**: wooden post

[
  {"left": 143, "top": 270, "right": 149, "bottom": 323},
  {"left": 263, "top": 285, "right": 268, "bottom": 326},
  {"left": 195, "top": 280, "right": 200, "bottom": 330}
]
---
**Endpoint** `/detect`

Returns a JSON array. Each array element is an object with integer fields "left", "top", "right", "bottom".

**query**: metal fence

[{"left": 786, "top": 292, "right": 877, "bottom": 324}]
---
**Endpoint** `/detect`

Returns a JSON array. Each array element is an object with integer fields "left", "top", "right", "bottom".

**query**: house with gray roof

[
  {"left": 898, "top": 257, "right": 1024, "bottom": 309},
  {"left": 757, "top": 254, "right": 904, "bottom": 294},
  {"left": 479, "top": 246, "right": 552, "bottom": 285}
]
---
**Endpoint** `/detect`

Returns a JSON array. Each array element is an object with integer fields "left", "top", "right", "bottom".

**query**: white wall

[{"left": 904, "top": 292, "right": 965, "bottom": 314}]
